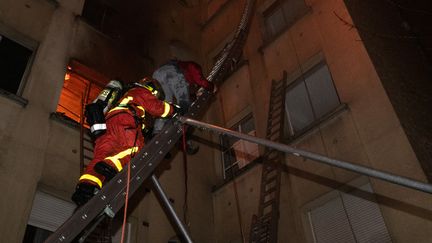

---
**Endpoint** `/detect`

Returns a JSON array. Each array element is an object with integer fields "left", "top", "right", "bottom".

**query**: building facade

[{"left": 0, "top": 0, "right": 431, "bottom": 242}]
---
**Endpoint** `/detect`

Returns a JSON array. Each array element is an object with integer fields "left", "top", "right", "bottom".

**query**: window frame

[
  {"left": 220, "top": 113, "right": 258, "bottom": 180},
  {"left": 261, "top": 0, "right": 310, "bottom": 43},
  {"left": 55, "top": 60, "right": 109, "bottom": 126},
  {"left": 0, "top": 24, "right": 38, "bottom": 100},
  {"left": 284, "top": 61, "right": 342, "bottom": 140}
]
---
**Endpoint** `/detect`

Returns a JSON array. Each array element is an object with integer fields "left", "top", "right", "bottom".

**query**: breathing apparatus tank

[{"left": 85, "top": 80, "right": 123, "bottom": 138}]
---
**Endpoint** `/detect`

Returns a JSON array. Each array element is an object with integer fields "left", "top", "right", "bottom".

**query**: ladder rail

[{"left": 251, "top": 77, "right": 287, "bottom": 242}]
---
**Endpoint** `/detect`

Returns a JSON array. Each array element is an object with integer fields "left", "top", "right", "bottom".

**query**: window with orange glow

[{"left": 56, "top": 61, "right": 109, "bottom": 125}]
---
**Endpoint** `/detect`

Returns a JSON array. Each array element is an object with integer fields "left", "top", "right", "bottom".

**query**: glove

[
  {"left": 172, "top": 104, "right": 187, "bottom": 117},
  {"left": 71, "top": 183, "right": 99, "bottom": 206}
]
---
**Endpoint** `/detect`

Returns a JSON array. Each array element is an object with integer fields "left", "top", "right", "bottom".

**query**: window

[
  {"left": 0, "top": 34, "right": 33, "bottom": 95},
  {"left": 81, "top": 0, "right": 120, "bottom": 39},
  {"left": 306, "top": 183, "right": 391, "bottom": 243},
  {"left": 263, "top": 0, "right": 308, "bottom": 41},
  {"left": 220, "top": 114, "right": 259, "bottom": 179},
  {"left": 285, "top": 62, "right": 340, "bottom": 137},
  {"left": 56, "top": 61, "right": 109, "bottom": 124}
]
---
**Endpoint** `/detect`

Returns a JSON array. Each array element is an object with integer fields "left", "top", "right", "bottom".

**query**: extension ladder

[
  {"left": 250, "top": 73, "right": 287, "bottom": 243},
  {"left": 44, "top": 0, "right": 256, "bottom": 242}
]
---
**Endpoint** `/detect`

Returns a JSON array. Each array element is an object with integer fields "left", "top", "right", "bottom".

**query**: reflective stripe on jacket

[{"left": 107, "top": 87, "right": 173, "bottom": 119}]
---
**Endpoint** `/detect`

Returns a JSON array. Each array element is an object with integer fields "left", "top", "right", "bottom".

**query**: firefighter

[
  {"left": 71, "top": 77, "right": 180, "bottom": 206},
  {"left": 152, "top": 59, "right": 216, "bottom": 154}
]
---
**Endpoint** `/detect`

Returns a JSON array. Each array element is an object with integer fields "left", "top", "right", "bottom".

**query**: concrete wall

[
  {"left": 70, "top": 19, "right": 153, "bottom": 82},
  {"left": 2, "top": 0, "right": 431, "bottom": 242},
  {"left": 206, "top": 0, "right": 432, "bottom": 242},
  {"left": 0, "top": 0, "right": 156, "bottom": 242},
  {"left": 0, "top": 1, "right": 84, "bottom": 241}
]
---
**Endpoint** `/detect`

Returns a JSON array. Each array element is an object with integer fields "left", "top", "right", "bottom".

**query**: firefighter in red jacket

[
  {"left": 72, "top": 78, "right": 177, "bottom": 206},
  {"left": 152, "top": 59, "right": 216, "bottom": 153}
]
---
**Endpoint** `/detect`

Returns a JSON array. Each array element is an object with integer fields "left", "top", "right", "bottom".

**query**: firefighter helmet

[{"left": 135, "top": 77, "right": 165, "bottom": 100}]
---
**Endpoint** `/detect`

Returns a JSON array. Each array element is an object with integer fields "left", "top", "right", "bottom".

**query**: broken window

[
  {"left": 263, "top": 0, "right": 308, "bottom": 41},
  {"left": 220, "top": 114, "right": 259, "bottom": 179},
  {"left": 56, "top": 61, "right": 109, "bottom": 125},
  {"left": 285, "top": 62, "right": 340, "bottom": 137},
  {"left": 0, "top": 34, "right": 33, "bottom": 95}
]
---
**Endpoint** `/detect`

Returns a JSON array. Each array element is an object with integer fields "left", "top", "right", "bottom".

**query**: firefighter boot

[
  {"left": 71, "top": 183, "right": 99, "bottom": 206},
  {"left": 94, "top": 162, "right": 118, "bottom": 181}
]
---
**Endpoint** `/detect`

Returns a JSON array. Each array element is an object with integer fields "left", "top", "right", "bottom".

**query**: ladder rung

[
  {"left": 268, "top": 105, "right": 283, "bottom": 113},
  {"left": 84, "top": 155, "right": 93, "bottom": 160},
  {"left": 264, "top": 186, "right": 277, "bottom": 194},
  {"left": 262, "top": 196, "right": 276, "bottom": 206},
  {"left": 262, "top": 212, "right": 274, "bottom": 220},
  {"left": 267, "top": 116, "right": 282, "bottom": 124},
  {"left": 84, "top": 147, "right": 94, "bottom": 152},
  {"left": 263, "top": 176, "right": 277, "bottom": 185},
  {"left": 265, "top": 174, "right": 278, "bottom": 184},
  {"left": 266, "top": 127, "right": 281, "bottom": 136},
  {"left": 263, "top": 169, "right": 277, "bottom": 178},
  {"left": 272, "top": 81, "right": 284, "bottom": 89},
  {"left": 269, "top": 104, "right": 283, "bottom": 112},
  {"left": 266, "top": 119, "right": 282, "bottom": 128},
  {"left": 262, "top": 200, "right": 275, "bottom": 210},
  {"left": 263, "top": 163, "right": 277, "bottom": 171},
  {"left": 270, "top": 95, "right": 283, "bottom": 103}
]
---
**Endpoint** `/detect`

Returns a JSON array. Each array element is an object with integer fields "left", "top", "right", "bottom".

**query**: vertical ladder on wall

[
  {"left": 250, "top": 72, "right": 287, "bottom": 243},
  {"left": 80, "top": 132, "right": 94, "bottom": 173}
]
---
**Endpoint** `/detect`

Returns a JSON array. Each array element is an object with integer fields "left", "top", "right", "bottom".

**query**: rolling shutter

[
  {"left": 28, "top": 191, "right": 76, "bottom": 232},
  {"left": 308, "top": 182, "right": 392, "bottom": 243}
]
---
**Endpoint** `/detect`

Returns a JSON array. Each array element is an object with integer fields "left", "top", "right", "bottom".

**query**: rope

[{"left": 120, "top": 128, "right": 139, "bottom": 243}]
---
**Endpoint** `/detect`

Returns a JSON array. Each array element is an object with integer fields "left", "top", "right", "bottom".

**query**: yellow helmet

[{"left": 135, "top": 77, "right": 165, "bottom": 100}]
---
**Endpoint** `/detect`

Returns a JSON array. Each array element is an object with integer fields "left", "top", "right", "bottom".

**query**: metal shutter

[
  {"left": 308, "top": 183, "right": 392, "bottom": 243},
  {"left": 309, "top": 196, "right": 356, "bottom": 243},
  {"left": 341, "top": 184, "right": 392, "bottom": 243},
  {"left": 28, "top": 191, "right": 76, "bottom": 232}
]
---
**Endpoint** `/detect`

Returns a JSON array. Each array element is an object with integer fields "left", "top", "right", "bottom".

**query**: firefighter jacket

[{"left": 78, "top": 86, "right": 174, "bottom": 189}]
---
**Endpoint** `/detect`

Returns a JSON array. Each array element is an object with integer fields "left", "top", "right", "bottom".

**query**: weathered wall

[
  {"left": 2, "top": 0, "right": 431, "bottom": 242},
  {"left": 0, "top": 0, "right": 162, "bottom": 241},
  {"left": 69, "top": 19, "right": 153, "bottom": 82},
  {"left": 207, "top": 0, "right": 432, "bottom": 242},
  {"left": 0, "top": 1, "right": 85, "bottom": 241},
  {"left": 136, "top": 0, "right": 203, "bottom": 68}
]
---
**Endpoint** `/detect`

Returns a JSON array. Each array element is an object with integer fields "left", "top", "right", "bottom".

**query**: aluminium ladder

[{"left": 44, "top": 0, "right": 256, "bottom": 242}]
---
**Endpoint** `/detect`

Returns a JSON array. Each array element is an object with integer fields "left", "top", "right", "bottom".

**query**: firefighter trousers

[{"left": 79, "top": 113, "right": 144, "bottom": 188}]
